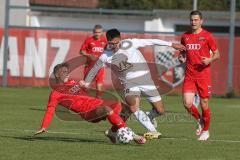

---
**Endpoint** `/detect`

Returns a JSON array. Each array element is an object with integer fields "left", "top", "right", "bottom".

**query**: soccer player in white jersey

[{"left": 81, "top": 29, "right": 186, "bottom": 139}]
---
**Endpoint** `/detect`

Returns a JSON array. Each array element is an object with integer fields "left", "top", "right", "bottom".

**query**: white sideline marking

[{"left": 1, "top": 128, "right": 240, "bottom": 144}]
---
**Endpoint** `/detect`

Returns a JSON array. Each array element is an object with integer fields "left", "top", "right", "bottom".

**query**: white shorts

[{"left": 124, "top": 85, "right": 161, "bottom": 103}]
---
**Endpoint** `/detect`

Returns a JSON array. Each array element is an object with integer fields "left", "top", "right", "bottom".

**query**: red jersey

[
  {"left": 41, "top": 80, "right": 103, "bottom": 129},
  {"left": 181, "top": 29, "right": 217, "bottom": 78},
  {"left": 80, "top": 36, "right": 107, "bottom": 58}
]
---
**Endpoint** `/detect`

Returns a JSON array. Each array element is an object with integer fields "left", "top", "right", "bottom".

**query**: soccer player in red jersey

[
  {"left": 80, "top": 25, "right": 107, "bottom": 98},
  {"left": 34, "top": 63, "right": 146, "bottom": 144},
  {"left": 179, "top": 10, "right": 220, "bottom": 141}
]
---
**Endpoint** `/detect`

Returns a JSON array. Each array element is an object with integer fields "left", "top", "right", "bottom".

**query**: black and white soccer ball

[{"left": 116, "top": 127, "right": 134, "bottom": 144}]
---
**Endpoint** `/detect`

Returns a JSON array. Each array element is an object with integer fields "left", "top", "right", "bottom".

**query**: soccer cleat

[
  {"left": 143, "top": 131, "right": 162, "bottom": 140},
  {"left": 133, "top": 134, "right": 146, "bottom": 144},
  {"left": 105, "top": 129, "right": 117, "bottom": 143},
  {"left": 196, "top": 119, "right": 204, "bottom": 136},
  {"left": 198, "top": 130, "right": 210, "bottom": 141}
]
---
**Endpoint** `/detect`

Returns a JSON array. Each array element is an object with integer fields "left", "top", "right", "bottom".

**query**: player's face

[
  {"left": 190, "top": 15, "right": 203, "bottom": 31},
  {"left": 107, "top": 37, "right": 121, "bottom": 52},
  {"left": 56, "top": 67, "right": 69, "bottom": 83},
  {"left": 93, "top": 28, "right": 103, "bottom": 39}
]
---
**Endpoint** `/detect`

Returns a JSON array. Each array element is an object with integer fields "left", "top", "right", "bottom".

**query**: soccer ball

[{"left": 116, "top": 127, "right": 134, "bottom": 144}]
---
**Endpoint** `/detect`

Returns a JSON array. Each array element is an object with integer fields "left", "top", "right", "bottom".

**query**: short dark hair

[
  {"left": 106, "top": 28, "right": 121, "bottom": 41},
  {"left": 190, "top": 10, "right": 203, "bottom": 19},
  {"left": 53, "top": 63, "right": 69, "bottom": 78},
  {"left": 94, "top": 24, "right": 103, "bottom": 30}
]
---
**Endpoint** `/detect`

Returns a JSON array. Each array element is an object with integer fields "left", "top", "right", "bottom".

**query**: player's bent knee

[
  {"left": 200, "top": 98, "right": 209, "bottom": 109},
  {"left": 96, "top": 106, "right": 112, "bottom": 116},
  {"left": 183, "top": 100, "right": 193, "bottom": 109}
]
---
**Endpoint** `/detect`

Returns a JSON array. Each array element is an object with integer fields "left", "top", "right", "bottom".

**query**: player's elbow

[{"left": 214, "top": 50, "right": 220, "bottom": 60}]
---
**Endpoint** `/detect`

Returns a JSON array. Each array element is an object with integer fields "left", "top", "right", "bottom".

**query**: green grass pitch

[{"left": 0, "top": 87, "right": 240, "bottom": 160}]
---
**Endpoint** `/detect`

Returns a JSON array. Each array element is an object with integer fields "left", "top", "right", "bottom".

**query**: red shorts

[
  {"left": 75, "top": 98, "right": 122, "bottom": 123},
  {"left": 183, "top": 77, "right": 211, "bottom": 98},
  {"left": 84, "top": 66, "right": 105, "bottom": 84}
]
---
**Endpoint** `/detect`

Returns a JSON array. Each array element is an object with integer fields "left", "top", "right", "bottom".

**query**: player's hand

[
  {"left": 201, "top": 56, "right": 212, "bottom": 65},
  {"left": 178, "top": 53, "right": 186, "bottom": 63},
  {"left": 34, "top": 128, "right": 46, "bottom": 136},
  {"left": 172, "top": 43, "right": 186, "bottom": 51},
  {"left": 79, "top": 80, "right": 89, "bottom": 88}
]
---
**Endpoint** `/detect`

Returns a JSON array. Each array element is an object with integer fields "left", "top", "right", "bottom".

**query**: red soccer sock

[
  {"left": 202, "top": 108, "right": 211, "bottom": 131},
  {"left": 187, "top": 104, "right": 201, "bottom": 120},
  {"left": 107, "top": 112, "right": 126, "bottom": 132}
]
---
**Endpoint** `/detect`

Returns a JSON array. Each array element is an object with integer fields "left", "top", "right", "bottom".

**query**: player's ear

[
  {"left": 200, "top": 19, "right": 203, "bottom": 25},
  {"left": 54, "top": 70, "right": 60, "bottom": 79}
]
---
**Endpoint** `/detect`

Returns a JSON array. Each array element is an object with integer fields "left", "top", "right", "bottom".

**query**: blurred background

[{"left": 0, "top": 0, "right": 239, "bottom": 96}]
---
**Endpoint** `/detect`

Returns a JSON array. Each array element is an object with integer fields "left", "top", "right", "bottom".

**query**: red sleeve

[
  {"left": 80, "top": 38, "right": 89, "bottom": 52},
  {"left": 207, "top": 33, "right": 217, "bottom": 52},
  {"left": 41, "top": 91, "right": 59, "bottom": 129}
]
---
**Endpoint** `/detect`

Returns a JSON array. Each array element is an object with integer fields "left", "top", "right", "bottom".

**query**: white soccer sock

[
  {"left": 147, "top": 108, "right": 161, "bottom": 121},
  {"left": 133, "top": 109, "right": 157, "bottom": 132}
]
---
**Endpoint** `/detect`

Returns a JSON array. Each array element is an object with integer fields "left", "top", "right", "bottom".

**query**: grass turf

[{"left": 0, "top": 87, "right": 240, "bottom": 160}]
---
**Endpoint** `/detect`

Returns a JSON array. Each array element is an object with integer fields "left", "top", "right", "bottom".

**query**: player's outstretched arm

[
  {"left": 34, "top": 92, "right": 58, "bottom": 136},
  {"left": 84, "top": 55, "right": 106, "bottom": 84},
  {"left": 171, "top": 43, "right": 186, "bottom": 52},
  {"left": 130, "top": 39, "right": 186, "bottom": 52},
  {"left": 80, "top": 50, "right": 96, "bottom": 61}
]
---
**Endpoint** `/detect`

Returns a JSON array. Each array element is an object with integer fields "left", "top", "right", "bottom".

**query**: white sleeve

[
  {"left": 131, "top": 38, "right": 172, "bottom": 48},
  {"left": 84, "top": 54, "right": 106, "bottom": 84}
]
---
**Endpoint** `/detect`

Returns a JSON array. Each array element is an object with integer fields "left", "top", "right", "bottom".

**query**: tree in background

[{"left": 98, "top": 0, "right": 240, "bottom": 11}]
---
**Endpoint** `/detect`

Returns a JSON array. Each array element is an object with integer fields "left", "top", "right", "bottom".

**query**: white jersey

[{"left": 85, "top": 38, "right": 172, "bottom": 87}]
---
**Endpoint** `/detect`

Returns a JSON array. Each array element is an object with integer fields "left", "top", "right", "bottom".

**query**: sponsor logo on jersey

[
  {"left": 199, "top": 36, "right": 205, "bottom": 41},
  {"left": 186, "top": 44, "right": 201, "bottom": 50},
  {"left": 92, "top": 47, "right": 104, "bottom": 52}
]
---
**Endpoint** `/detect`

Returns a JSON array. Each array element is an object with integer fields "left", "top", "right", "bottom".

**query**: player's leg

[
  {"left": 104, "top": 103, "right": 146, "bottom": 144},
  {"left": 143, "top": 100, "right": 163, "bottom": 140},
  {"left": 124, "top": 89, "right": 157, "bottom": 132},
  {"left": 183, "top": 92, "right": 204, "bottom": 136},
  {"left": 183, "top": 92, "right": 201, "bottom": 120},
  {"left": 147, "top": 100, "right": 163, "bottom": 128},
  {"left": 197, "top": 79, "right": 211, "bottom": 141},
  {"left": 142, "top": 85, "right": 164, "bottom": 127},
  {"left": 140, "top": 86, "right": 163, "bottom": 139},
  {"left": 82, "top": 104, "right": 124, "bottom": 143},
  {"left": 182, "top": 78, "right": 203, "bottom": 136},
  {"left": 182, "top": 78, "right": 201, "bottom": 121},
  {"left": 95, "top": 68, "right": 105, "bottom": 98},
  {"left": 87, "top": 104, "right": 126, "bottom": 131}
]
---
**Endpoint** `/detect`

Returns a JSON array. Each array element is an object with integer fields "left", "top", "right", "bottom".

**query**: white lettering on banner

[
  {"left": 23, "top": 38, "right": 47, "bottom": 78},
  {"left": 186, "top": 44, "right": 201, "bottom": 50},
  {"left": 0, "top": 36, "right": 70, "bottom": 78},
  {"left": 0, "top": 37, "right": 20, "bottom": 76},
  {"left": 48, "top": 39, "right": 70, "bottom": 76}
]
